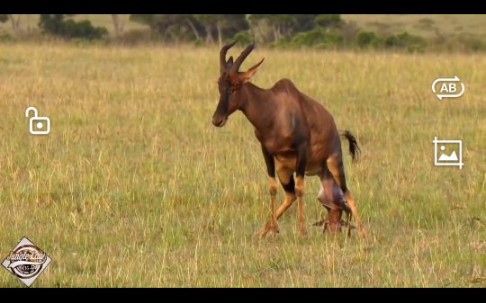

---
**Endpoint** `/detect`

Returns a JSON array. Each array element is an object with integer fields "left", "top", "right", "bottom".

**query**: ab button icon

[
  {"left": 431, "top": 76, "right": 465, "bottom": 100},
  {"left": 25, "top": 106, "right": 51, "bottom": 135}
]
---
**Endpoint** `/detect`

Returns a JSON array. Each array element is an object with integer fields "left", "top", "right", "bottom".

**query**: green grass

[{"left": 0, "top": 43, "right": 484, "bottom": 287}]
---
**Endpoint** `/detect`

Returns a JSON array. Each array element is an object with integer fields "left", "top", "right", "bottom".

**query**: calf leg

[
  {"left": 326, "top": 154, "right": 366, "bottom": 238},
  {"left": 316, "top": 167, "right": 345, "bottom": 233}
]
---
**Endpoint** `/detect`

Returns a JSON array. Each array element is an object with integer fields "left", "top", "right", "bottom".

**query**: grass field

[{"left": 0, "top": 43, "right": 485, "bottom": 287}]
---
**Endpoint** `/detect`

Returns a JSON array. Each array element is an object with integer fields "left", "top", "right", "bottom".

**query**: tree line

[
  {"left": 1, "top": 14, "right": 484, "bottom": 52},
  {"left": 0, "top": 14, "right": 338, "bottom": 43}
]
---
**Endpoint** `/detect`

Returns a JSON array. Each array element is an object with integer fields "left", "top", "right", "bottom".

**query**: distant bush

[
  {"left": 290, "top": 27, "right": 343, "bottom": 48},
  {"left": 314, "top": 15, "right": 343, "bottom": 29},
  {"left": 340, "top": 21, "right": 360, "bottom": 45},
  {"left": 111, "top": 29, "right": 153, "bottom": 45},
  {"left": 415, "top": 18, "right": 436, "bottom": 31},
  {"left": 0, "top": 31, "right": 14, "bottom": 42},
  {"left": 264, "top": 28, "right": 432, "bottom": 53},
  {"left": 62, "top": 20, "right": 108, "bottom": 40},
  {"left": 418, "top": 18, "right": 435, "bottom": 27},
  {"left": 384, "top": 32, "right": 427, "bottom": 52},
  {"left": 38, "top": 14, "right": 108, "bottom": 40},
  {"left": 355, "top": 31, "right": 383, "bottom": 48},
  {"left": 232, "top": 31, "right": 253, "bottom": 45},
  {"left": 455, "top": 35, "right": 486, "bottom": 52},
  {"left": 366, "top": 21, "right": 393, "bottom": 36}
]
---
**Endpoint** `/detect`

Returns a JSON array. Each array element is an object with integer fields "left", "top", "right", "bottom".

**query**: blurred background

[{"left": 1, "top": 14, "right": 486, "bottom": 52}]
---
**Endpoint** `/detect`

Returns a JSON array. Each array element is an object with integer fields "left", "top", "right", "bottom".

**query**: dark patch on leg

[
  {"left": 261, "top": 144, "right": 275, "bottom": 178},
  {"left": 281, "top": 176, "right": 295, "bottom": 194},
  {"left": 273, "top": 165, "right": 297, "bottom": 222}
]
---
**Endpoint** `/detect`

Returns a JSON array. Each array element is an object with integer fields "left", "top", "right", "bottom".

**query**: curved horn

[
  {"left": 220, "top": 41, "right": 236, "bottom": 73},
  {"left": 231, "top": 43, "right": 255, "bottom": 73}
]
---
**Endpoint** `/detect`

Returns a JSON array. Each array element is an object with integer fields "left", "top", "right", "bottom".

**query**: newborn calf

[{"left": 316, "top": 178, "right": 353, "bottom": 234}]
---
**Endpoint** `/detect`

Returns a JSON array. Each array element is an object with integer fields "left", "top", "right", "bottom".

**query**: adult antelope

[{"left": 212, "top": 42, "right": 365, "bottom": 238}]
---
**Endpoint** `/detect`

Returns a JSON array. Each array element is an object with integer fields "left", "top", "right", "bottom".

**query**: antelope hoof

[
  {"left": 256, "top": 222, "right": 279, "bottom": 239},
  {"left": 340, "top": 199, "right": 351, "bottom": 214},
  {"left": 298, "top": 224, "right": 308, "bottom": 237},
  {"left": 341, "top": 219, "right": 356, "bottom": 229},
  {"left": 322, "top": 220, "right": 343, "bottom": 234},
  {"left": 357, "top": 226, "right": 368, "bottom": 239}
]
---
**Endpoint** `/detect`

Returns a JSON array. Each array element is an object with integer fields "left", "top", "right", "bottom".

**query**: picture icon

[
  {"left": 432, "top": 137, "right": 464, "bottom": 169},
  {"left": 25, "top": 106, "right": 51, "bottom": 135}
]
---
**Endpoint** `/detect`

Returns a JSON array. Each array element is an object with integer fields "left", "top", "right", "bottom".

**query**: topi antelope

[{"left": 212, "top": 42, "right": 366, "bottom": 238}]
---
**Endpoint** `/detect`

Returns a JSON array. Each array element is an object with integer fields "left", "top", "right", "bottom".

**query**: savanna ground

[{"left": 0, "top": 43, "right": 485, "bottom": 287}]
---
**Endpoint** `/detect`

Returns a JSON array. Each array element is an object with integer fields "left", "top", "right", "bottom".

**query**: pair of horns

[{"left": 220, "top": 42, "right": 258, "bottom": 74}]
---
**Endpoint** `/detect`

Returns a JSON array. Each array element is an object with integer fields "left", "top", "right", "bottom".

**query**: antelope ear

[
  {"left": 241, "top": 58, "right": 265, "bottom": 82},
  {"left": 225, "top": 56, "right": 234, "bottom": 69}
]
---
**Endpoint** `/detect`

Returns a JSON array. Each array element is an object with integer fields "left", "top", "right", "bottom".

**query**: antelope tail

[{"left": 341, "top": 130, "right": 361, "bottom": 162}]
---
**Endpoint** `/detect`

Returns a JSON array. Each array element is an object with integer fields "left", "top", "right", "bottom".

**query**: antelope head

[{"left": 211, "top": 42, "right": 265, "bottom": 127}]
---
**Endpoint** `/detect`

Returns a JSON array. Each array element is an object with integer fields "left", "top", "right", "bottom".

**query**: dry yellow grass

[{"left": 0, "top": 43, "right": 484, "bottom": 287}]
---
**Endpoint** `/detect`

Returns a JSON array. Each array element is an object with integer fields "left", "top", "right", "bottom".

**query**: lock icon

[{"left": 25, "top": 106, "right": 51, "bottom": 135}]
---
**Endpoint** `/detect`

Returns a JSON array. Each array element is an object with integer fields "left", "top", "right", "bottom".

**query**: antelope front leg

[
  {"left": 257, "top": 177, "right": 280, "bottom": 238},
  {"left": 257, "top": 145, "right": 279, "bottom": 239}
]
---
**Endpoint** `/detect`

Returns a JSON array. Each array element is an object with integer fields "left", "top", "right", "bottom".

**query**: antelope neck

[{"left": 239, "top": 82, "right": 276, "bottom": 132}]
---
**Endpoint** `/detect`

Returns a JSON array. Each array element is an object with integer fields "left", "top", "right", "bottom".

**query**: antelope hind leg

[{"left": 344, "top": 191, "right": 367, "bottom": 238}]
